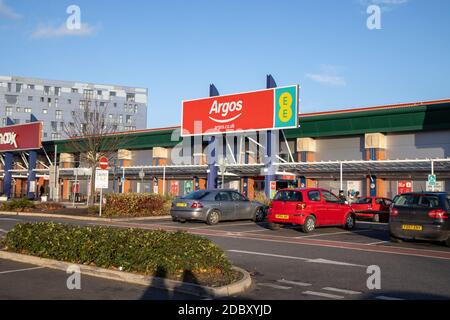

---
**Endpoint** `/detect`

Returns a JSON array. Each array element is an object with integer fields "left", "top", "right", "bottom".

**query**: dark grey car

[
  {"left": 170, "top": 189, "right": 266, "bottom": 225},
  {"left": 390, "top": 192, "right": 450, "bottom": 246}
]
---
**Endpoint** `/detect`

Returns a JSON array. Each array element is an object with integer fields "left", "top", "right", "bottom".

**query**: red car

[
  {"left": 267, "top": 188, "right": 356, "bottom": 233},
  {"left": 350, "top": 196, "right": 392, "bottom": 223}
]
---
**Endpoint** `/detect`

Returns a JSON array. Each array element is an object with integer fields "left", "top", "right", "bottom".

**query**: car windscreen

[
  {"left": 355, "top": 198, "right": 372, "bottom": 204},
  {"left": 274, "top": 190, "right": 303, "bottom": 202},
  {"left": 181, "top": 190, "right": 209, "bottom": 200},
  {"left": 394, "top": 194, "right": 440, "bottom": 208}
]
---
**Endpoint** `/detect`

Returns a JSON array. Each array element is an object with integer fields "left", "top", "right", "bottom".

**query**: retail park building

[{"left": 0, "top": 77, "right": 449, "bottom": 201}]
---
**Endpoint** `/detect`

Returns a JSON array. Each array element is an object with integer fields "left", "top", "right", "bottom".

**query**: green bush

[
  {"left": 1, "top": 198, "right": 35, "bottom": 212},
  {"left": 4, "top": 222, "right": 233, "bottom": 280},
  {"left": 103, "top": 193, "right": 166, "bottom": 217},
  {"left": 87, "top": 205, "right": 100, "bottom": 215}
]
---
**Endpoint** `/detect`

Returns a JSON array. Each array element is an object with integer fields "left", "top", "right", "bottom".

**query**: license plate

[
  {"left": 402, "top": 224, "right": 423, "bottom": 231},
  {"left": 275, "top": 214, "right": 289, "bottom": 219},
  {"left": 176, "top": 202, "right": 187, "bottom": 207}
]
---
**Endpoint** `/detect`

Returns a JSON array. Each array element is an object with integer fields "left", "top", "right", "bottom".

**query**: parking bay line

[
  {"left": 277, "top": 279, "right": 312, "bottom": 287},
  {"left": 296, "top": 229, "right": 381, "bottom": 239},
  {"left": 302, "top": 291, "right": 344, "bottom": 299},
  {"left": 227, "top": 250, "right": 367, "bottom": 268},
  {"left": 0, "top": 229, "right": 7, "bottom": 233},
  {"left": 0, "top": 266, "right": 45, "bottom": 275},
  {"left": 258, "top": 283, "right": 292, "bottom": 290},
  {"left": 322, "top": 287, "right": 362, "bottom": 295}
]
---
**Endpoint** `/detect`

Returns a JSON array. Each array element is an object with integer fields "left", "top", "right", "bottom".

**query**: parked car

[
  {"left": 351, "top": 196, "right": 392, "bottom": 222},
  {"left": 170, "top": 189, "right": 266, "bottom": 225},
  {"left": 389, "top": 192, "right": 450, "bottom": 246},
  {"left": 266, "top": 188, "right": 356, "bottom": 233}
]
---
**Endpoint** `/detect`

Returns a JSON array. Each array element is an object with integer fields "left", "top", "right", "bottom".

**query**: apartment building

[{"left": 0, "top": 75, "right": 148, "bottom": 140}]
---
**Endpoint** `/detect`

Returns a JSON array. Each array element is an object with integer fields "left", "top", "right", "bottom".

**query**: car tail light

[
  {"left": 428, "top": 209, "right": 448, "bottom": 220},
  {"left": 296, "top": 202, "right": 307, "bottom": 210},
  {"left": 368, "top": 205, "right": 372, "bottom": 210},
  {"left": 191, "top": 201, "right": 203, "bottom": 209},
  {"left": 390, "top": 208, "right": 399, "bottom": 217}
]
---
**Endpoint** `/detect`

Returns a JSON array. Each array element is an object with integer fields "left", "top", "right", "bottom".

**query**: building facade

[{"left": 0, "top": 75, "right": 148, "bottom": 141}]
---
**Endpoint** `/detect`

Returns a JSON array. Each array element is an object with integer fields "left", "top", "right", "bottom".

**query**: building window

[
  {"left": 25, "top": 120, "right": 30, "bottom": 123},
  {"left": 68, "top": 99, "right": 72, "bottom": 104},
  {"left": 55, "top": 87, "right": 61, "bottom": 96},
  {"left": 110, "top": 91, "right": 116, "bottom": 97},
  {"left": 126, "top": 115, "right": 132, "bottom": 124},
  {"left": 27, "top": 84, "right": 35, "bottom": 90},
  {"left": 79, "top": 100, "right": 86, "bottom": 110},
  {"left": 14, "top": 119, "right": 20, "bottom": 124},
  {"left": 16, "top": 107, "right": 21, "bottom": 112},
  {"left": 126, "top": 93, "right": 135, "bottom": 102},
  {"left": 28, "top": 96, "right": 33, "bottom": 101},
  {"left": 55, "top": 98, "right": 59, "bottom": 107},
  {"left": 43, "top": 109, "right": 48, "bottom": 114},
  {"left": 51, "top": 133, "right": 61, "bottom": 140},
  {"left": 40, "top": 97, "right": 44, "bottom": 102},
  {"left": 97, "top": 90, "right": 102, "bottom": 96},
  {"left": 43, "top": 132, "right": 47, "bottom": 138},
  {"left": 7, "top": 83, "right": 12, "bottom": 92},
  {"left": 72, "top": 88, "right": 78, "bottom": 93},
  {"left": 113, "top": 102, "right": 117, "bottom": 107},
  {"left": 51, "top": 121, "right": 57, "bottom": 131},
  {"left": 44, "top": 86, "right": 51, "bottom": 95},
  {"left": 119, "top": 115, "right": 123, "bottom": 123},
  {"left": 134, "top": 104, "right": 138, "bottom": 113},
  {"left": 55, "top": 110, "right": 62, "bottom": 120},
  {"left": 83, "top": 89, "right": 93, "bottom": 100},
  {"left": 16, "top": 83, "right": 22, "bottom": 93},
  {"left": 24, "top": 108, "right": 32, "bottom": 113},
  {"left": 5, "top": 107, "right": 12, "bottom": 116}
]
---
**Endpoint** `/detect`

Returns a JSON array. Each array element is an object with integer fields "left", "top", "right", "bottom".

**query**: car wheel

[
  {"left": 171, "top": 216, "right": 178, "bottom": 222},
  {"left": 206, "top": 210, "right": 220, "bottom": 225},
  {"left": 390, "top": 233, "right": 402, "bottom": 243},
  {"left": 253, "top": 207, "right": 265, "bottom": 222},
  {"left": 445, "top": 237, "right": 450, "bottom": 247},
  {"left": 344, "top": 214, "right": 355, "bottom": 230},
  {"left": 178, "top": 219, "right": 186, "bottom": 224},
  {"left": 301, "top": 216, "right": 316, "bottom": 233},
  {"left": 372, "top": 214, "right": 380, "bottom": 223},
  {"left": 268, "top": 222, "right": 281, "bottom": 230}
]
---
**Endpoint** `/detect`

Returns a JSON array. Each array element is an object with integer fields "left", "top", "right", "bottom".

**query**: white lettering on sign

[
  {"left": 0, "top": 132, "right": 18, "bottom": 148},
  {"left": 209, "top": 99, "right": 243, "bottom": 123}
]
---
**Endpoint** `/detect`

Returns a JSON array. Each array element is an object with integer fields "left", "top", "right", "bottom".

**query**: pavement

[{"left": 1, "top": 214, "right": 450, "bottom": 300}]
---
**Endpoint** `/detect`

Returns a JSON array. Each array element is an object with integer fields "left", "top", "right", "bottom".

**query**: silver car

[{"left": 170, "top": 189, "right": 266, "bottom": 225}]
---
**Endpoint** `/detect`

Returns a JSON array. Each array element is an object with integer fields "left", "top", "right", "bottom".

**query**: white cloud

[
  {"left": 31, "top": 22, "right": 97, "bottom": 39},
  {"left": 305, "top": 65, "right": 347, "bottom": 87},
  {"left": 0, "top": 0, "right": 21, "bottom": 19}
]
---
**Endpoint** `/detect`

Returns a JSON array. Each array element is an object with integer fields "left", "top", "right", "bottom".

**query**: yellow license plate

[
  {"left": 176, "top": 203, "right": 187, "bottom": 207},
  {"left": 402, "top": 224, "right": 423, "bottom": 231},
  {"left": 275, "top": 214, "right": 289, "bottom": 219}
]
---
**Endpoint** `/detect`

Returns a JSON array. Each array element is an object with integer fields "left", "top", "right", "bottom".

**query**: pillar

[
  {"left": 3, "top": 117, "right": 14, "bottom": 199},
  {"left": 26, "top": 114, "right": 39, "bottom": 199},
  {"left": 60, "top": 153, "right": 75, "bottom": 201},
  {"left": 264, "top": 75, "right": 277, "bottom": 199},
  {"left": 152, "top": 147, "right": 168, "bottom": 195},
  {"left": 118, "top": 149, "right": 133, "bottom": 193},
  {"left": 206, "top": 84, "right": 220, "bottom": 190},
  {"left": 365, "top": 133, "right": 387, "bottom": 197},
  {"left": 297, "top": 137, "right": 317, "bottom": 188}
]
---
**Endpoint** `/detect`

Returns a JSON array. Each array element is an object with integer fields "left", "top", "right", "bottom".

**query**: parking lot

[{"left": 1, "top": 215, "right": 450, "bottom": 300}]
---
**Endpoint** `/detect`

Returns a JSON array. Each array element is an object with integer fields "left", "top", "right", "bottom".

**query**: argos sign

[
  {"left": 0, "top": 122, "right": 42, "bottom": 152},
  {"left": 181, "top": 85, "right": 298, "bottom": 136}
]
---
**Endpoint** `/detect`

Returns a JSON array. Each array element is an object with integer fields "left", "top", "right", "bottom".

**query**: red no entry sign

[{"left": 99, "top": 156, "right": 109, "bottom": 170}]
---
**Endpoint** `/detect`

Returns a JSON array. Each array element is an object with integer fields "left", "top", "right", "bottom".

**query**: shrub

[
  {"left": 103, "top": 193, "right": 166, "bottom": 217},
  {"left": 35, "top": 202, "right": 64, "bottom": 211},
  {"left": 0, "top": 198, "right": 35, "bottom": 212},
  {"left": 4, "top": 222, "right": 234, "bottom": 284},
  {"left": 253, "top": 191, "right": 271, "bottom": 207},
  {"left": 87, "top": 205, "right": 100, "bottom": 215}
]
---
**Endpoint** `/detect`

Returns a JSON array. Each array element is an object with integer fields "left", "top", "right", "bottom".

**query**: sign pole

[{"left": 99, "top": 187, "right": 102, "bottom": 217}]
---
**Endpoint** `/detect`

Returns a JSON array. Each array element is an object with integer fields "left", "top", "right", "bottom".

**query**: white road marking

[
  {"left": 0, "top": 266, "right": 45, "bottom": 275},
  {"left": 322, "top": 287, "right": 362, "bottom": 295},
  {"left": 227, "top": 250, "right": 367, "bottom": 268},
  {"left": 375, "top": 296, "right": 404, "bottom": 300},
  {"left": 367, "top": 241, "right": 389, "bottom": 245},
  {"left": 277, "top": 279, "right": 311, "bottom": 287},
  {"left": 258, "top": 283, "right": 292, "bottom": 290},
  {"left": 302, "top": 291, "right": 344, "bottom": 299},
  {"left": 191, "top": 222, "right": 256, "bottom": 229},
  {"left": 241, "top": 229, "right": 269, "bottom": 233},
  {"left": 0, "top": 218, "right": 19, "bottom": 221},
  {"left": 296, "top": 229, "right": 381, "bottom": 239},
  {"left": 0, "top": 229, "right": 8, "bottom": 233}
]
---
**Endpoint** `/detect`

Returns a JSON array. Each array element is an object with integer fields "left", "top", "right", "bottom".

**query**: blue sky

[{"left": 0, "top": 0, "right": 449, "bottom": 128}]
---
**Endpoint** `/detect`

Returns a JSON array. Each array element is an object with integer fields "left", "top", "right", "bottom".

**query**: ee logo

[{"left": 278, "top": 92, "right": 293, "bottom": 123}]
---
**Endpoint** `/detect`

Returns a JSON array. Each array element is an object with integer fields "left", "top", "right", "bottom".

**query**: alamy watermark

[
  {"left": 66, "top": 265, "right": 81, "bottom": 290},
  {"left": 66, "top": 5, "right": 81, "bottom": 31},
  {"left": 367, "top": 5, "right": 382, "bottom": 30}
]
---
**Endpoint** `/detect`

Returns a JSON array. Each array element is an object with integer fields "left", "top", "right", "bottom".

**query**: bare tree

[{"left": 63, "top": 98, "right": 123, "bottom": 206}]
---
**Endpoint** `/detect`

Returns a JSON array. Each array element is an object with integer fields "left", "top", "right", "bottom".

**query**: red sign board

[
  {"left": 170, "top": 181, "right": 179, "bottom": 196},
  {"left": 99, "top": 157, "right": 109, "bottom": 170},
  {"left": 0, "top": 122, "right": 42, "bottom": 152},
  {"left": 181, "top": 85, "right": 298, "bottom": 136},
  {"left": 397, "top": 180, "right": 413, "bottom": 194}
]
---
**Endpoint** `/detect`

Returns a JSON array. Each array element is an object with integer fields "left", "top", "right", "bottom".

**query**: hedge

[
  {"left": 4, "top": 222, "right": 234, "bottom": 282},
  {"left": 103, "top": 193, "right": 167, "bottom": 217},
  {"left": 0, "top": 198, "right": 35, "bottom": 212}
]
